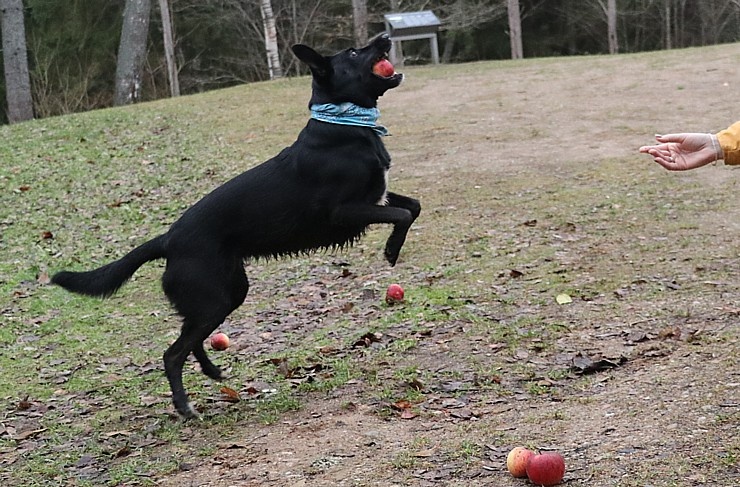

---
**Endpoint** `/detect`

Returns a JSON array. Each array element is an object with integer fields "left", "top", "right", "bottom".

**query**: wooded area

[{"left": 1, "top": 0, "right": 739, "bottom": 124}]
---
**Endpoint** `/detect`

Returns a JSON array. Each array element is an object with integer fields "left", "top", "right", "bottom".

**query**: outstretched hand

[{"left": 639, "top": 133, "right": 722, "bottom": 171}]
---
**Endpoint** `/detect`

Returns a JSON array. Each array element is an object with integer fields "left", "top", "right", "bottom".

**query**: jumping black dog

[{"left": 52, "top": 34, "right": 420, "bottom": 418}]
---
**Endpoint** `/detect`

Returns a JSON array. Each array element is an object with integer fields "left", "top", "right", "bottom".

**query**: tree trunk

[
  {"left": 507, "top": 0, "right": 523, "bottom": 59},
  {"left": 442, "top": 30, "right": 457, "bottom": 64},
  {"left": 0, "top": 0, "right": 33, "bottom": 122},
  {"left": 351, "top": 0, "right": 368, "bottom": 46},
  {"left": 260, "top": 0, "right": 282, "bottom": 79},
  {"left": 607, "top": 0, "right": 618, "bottom": 54},
  {"left": 114, "top": 0, "right": 151, "bottom": 106},
  {"left": 158, "top": 0, "right": 179, "bottom": 97},
  {"left": 664, "top": 0, "right": 672, "bottom": 49}
]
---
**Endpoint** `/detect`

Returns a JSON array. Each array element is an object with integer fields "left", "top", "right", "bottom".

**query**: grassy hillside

[{"left": 1, "top": 44, "right": 738, "bottom": 486}]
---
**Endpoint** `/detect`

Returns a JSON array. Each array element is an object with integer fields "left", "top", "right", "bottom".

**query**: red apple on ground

[
  {"left": 385, "top": 283, "right": 405, "bottom": 304},
  {"left": 506, "top": 447, "right": 535, "bottom": 478},
  {"left": 526, "top": 452, "right": 565, "bottom": 486},
  {"left": 372, "top": 59, "right": 395, "bottom": 78},
  {"left": 210, "top": 332, "right": 230, "bottom": 351}
]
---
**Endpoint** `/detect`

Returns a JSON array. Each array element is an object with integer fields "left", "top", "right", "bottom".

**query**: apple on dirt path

[
  {"left": 526, "top": 452, "right": 565, "bottom": 486},
  {"left": 210, "top": 332, "right": 230, "bottom": 351},
  {"left": 385, "top": 283, "right": 405, "bottom": 304},
  {"left": 506, "top": 447, "right": 535, "bottom": 478}
]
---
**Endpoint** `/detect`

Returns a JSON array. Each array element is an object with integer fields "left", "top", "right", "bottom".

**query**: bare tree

[
  {"left": 114, "top": 0, "right": 151, "bottom": 105},
  {"left": 663, "top": 0, "right": 672, "bottom": 49},
  {"left": 352, "top": 0, "right": 368, "bottom": 46},
  {"left": 507, "top": 0, "right": 523, "bottom": 59},
  {"left": 697, "top": 0, "right": 739, "bottom": 45},
  {"left": 606, "top": 0, "right": 618, "bottom": 53},
  {"left": 158, "top": 0, "right": 179, "bottom": 96},
  {"left": 260, "top": 0, "right": 282, "bottom": 79},
  {"left": 1, "top": 0, "right": 33, "bottom": 122},
  {"left": 591, "top": 0, "right": 618, "bottom": 53}
]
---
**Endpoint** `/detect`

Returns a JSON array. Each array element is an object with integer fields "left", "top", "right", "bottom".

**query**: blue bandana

[{"left": 310, "top": 102, "right": 388, "bottom": 136}]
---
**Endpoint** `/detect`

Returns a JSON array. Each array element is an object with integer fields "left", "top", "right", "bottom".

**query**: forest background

[{"left": 0, "top": 0, "right": 739, "bottom": 124}]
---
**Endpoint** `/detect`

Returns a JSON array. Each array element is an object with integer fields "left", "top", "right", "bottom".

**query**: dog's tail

[{"left": 52, "top": 234, "right": 167, "bottom": 298}]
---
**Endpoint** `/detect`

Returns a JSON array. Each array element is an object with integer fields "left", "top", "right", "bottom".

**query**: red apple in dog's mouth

[{"left": 372, "top": 59, "right": 395, "bottom": 78}]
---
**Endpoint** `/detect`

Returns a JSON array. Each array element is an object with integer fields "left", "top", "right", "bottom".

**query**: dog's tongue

[{"left": 372, "top": 59, "right": 396, "bottom": 78}]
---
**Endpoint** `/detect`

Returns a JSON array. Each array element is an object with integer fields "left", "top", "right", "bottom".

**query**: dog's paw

[
  {"left": 202, "top": 365, "right": 224, "bottom": 381},
  {"left": 384, "top": 247, "right": 399, "bottom": 266},
  {"left": 177, "top": 401, "right": 201, "bottom": 420}
]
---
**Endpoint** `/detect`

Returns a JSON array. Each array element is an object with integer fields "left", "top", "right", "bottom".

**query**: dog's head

[{"left": 292, "top": 34, "right": 403, "bottom": 108}]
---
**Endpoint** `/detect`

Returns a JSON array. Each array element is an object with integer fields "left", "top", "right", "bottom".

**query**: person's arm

[
  {"left": 716, "top": 121, "right": 740, "bottom": 165},
  {"left": 638, "top": 121, "right": 740, "bottom": 170}
]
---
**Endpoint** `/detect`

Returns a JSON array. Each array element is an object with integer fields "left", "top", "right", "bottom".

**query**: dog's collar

[{"left": 310, "top": 103, "right": 388, "bottom": 136}]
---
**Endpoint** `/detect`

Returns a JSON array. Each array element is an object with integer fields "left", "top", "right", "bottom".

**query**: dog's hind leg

[
  {"left": 161, "top": 256, "right": 248, "bottom": 418},
  {"left": 163, "top": 319, "right": 217, "bottom": 418},
  {"left": 192, "top": 268, "right": 249, "bottom": 381}
]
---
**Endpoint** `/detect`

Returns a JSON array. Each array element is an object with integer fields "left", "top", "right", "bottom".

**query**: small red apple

[
  {"left": 526, "top": 452, "right": 565, "bottom": 486},
  {"left": 506, "top": 447, "right": 535, "bottom": 478},
  {"left": 385, "top": 283, "right": 405, "bottom": 304},
  {"left": 210, "top": 332, "right": 230, "bottom": 351},
  {"left": 372, "top": 59, "right": 395, "bottom": 78}
]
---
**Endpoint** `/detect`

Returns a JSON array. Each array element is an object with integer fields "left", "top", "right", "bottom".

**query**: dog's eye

[{"left": 349, "top": 49, "right": 358, "bottom": 58}]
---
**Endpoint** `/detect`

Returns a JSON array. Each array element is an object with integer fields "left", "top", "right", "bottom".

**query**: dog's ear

[{"left": 292, "top": 44, "right": 332, "bottom": 79}]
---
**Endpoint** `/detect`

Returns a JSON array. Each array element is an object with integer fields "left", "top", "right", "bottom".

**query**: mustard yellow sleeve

[{"left": 716, "top": 121, "right": 740, "bottom": 165}]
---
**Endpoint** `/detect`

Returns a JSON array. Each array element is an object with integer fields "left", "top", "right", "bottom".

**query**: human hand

[{"left": 638, "top": 133, "right": 723, "bottom": 171}]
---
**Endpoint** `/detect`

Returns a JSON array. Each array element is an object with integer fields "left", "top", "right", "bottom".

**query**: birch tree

[
  {"left": 606, "top": 0, "right": 618, "bottom": 53},
  {"left": 260, "top": 0, "right": 282, "bottom": 79},
  {"left": 114, "top": 0, "right": 151, "bottom": 105},
  {"left": 158, "top": 0, "right": 179, "bottom": 96},
  {"left": 507, "top": 0, "right": 523, "bottom": 59},
  {"left": 352, "top": 0, "right": 368, "bottom": 46},
  {"left": 1, "top": 0, "right": 33, "bottom": 122}
]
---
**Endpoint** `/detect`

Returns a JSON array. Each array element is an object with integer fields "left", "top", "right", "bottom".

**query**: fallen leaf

[
  {"left": 571, "top": 352, "right": 626, "bottom": 374},
  {"left": 218, "top": 441, "right": 251, "bottom": 450},
  {"left": 352, "top": 331, "right": 382, "bottom": 348},
  {"left": 400, "top": 409, "right": 418, "bottom": 420},
  {"left": 103, "top": 430, "right": 131, "bottom": 438},
  {"left": 112, "top": 445, "right": 132, "bottom": 459},
  {"left": 556, "top": 293, "right": 572, "bottom": 305},
  {"left": 220, "top": 387, "right": 241, "bottom": 402},
  {"left": 37, "top": 272, "right": 51, "bottom": 285},
  {"left": 392, "top": 400, "right": 413, "bottom": 410},
  {"left": 74, "top": 454, "right": 96, "bottom": 468},
  {"left": 17, "top": 396, "right": 32, "bottom": 411},
  {"left": 13, "top": 428, "right": 47, "bottom": 441},
  {"left": 658, "top": 326, "right": 681, "bottom": 340}
]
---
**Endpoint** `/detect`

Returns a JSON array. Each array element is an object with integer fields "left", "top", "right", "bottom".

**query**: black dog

[{"left": 52, "top": 34, "right": 420, "bottom": 418}]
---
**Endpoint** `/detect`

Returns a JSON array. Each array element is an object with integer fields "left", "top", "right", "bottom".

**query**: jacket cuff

[{"left": 716, "top": 122, "right": 740, "bottom": 165}]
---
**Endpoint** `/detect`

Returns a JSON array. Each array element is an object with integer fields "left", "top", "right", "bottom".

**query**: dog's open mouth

[{"left": 372, "top": 54, "right": 396, "bottom": 79}]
